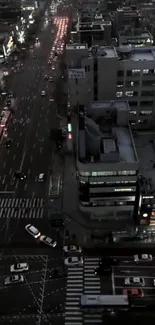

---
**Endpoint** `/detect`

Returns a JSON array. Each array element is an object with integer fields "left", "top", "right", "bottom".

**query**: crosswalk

[
  {"left": 65, "top": 257, "right": 102, "bottom": 325},
  {"left": 0, "top": 198, "right": 44, "bottom": 219}
]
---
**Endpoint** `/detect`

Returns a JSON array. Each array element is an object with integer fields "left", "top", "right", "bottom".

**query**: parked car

[
  {"left": 5, "top": 275, "right": 24, "bottom": 285},
  {"left": 63, "top": 245, "right": 82, "bottom": 253},
  {"left": 10, "top": 263, "right": 29, "bottom": 273},
  {"left": 123, "top": 288, "right": 144, "bottom": 298},
  {"left": 134, "top": 254, "right": 152, "bottom": 262},
  {"left": 124, "top": 277, "right": 145, "bottom": 286},
  {"left": 25, "top": 224, "right": 41, "bottom": 239},
  {"left": 64, "top": 256, "right": 83, "bottom": 267},
  {"left": 40, "top": 235, "right": 57, "bottom": 247}
]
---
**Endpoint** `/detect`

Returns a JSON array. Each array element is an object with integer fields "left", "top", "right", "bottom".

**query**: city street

[{"left": 0, "top": 6, "right": 62, "bottom": 199}]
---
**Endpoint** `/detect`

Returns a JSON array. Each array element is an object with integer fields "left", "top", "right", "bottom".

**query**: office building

[
  {"left": 77, "top": 100, "right": 138, "bottom": 224},
  {"left": 66, "top": 44, "right": 155, "bottom": 130}
]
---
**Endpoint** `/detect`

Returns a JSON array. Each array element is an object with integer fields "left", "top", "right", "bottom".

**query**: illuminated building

[{"left": 77, "top": 100, "right": 138, "bottom": 224}]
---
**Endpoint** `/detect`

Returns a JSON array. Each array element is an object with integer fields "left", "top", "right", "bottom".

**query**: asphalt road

[{"left": 0, "top": 7, "right": 63, "bottom": 199}]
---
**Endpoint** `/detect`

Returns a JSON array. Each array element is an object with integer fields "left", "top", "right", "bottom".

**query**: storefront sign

[{"left": 68, "top": 68, "right": 85, "bottom": 79}]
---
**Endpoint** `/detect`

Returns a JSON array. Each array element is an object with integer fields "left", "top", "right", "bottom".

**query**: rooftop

[
  {"left": 117, "top": 46, "right": 155, "bottom": 61},
  {"left": 119, "top": 29, "right": 152, "bottom": 38},
  {"left": 78, "top": 100, "right": 138, "bottom": 165},
  {"left": 78, "top": 23, "right": 103, "bottom": 31},
  {"left": 88, "top": 46, "right": 117, "bottom": 58}
]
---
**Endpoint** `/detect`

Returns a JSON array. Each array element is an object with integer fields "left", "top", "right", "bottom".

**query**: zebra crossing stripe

[{"left": 0, "top": 198, "right": 44, "bottom": 219}]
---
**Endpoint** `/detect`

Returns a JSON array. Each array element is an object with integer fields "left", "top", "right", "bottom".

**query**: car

[
  {"left": 52, "top": 66, "right": 55, "bottom": 70},
  {"left": 64, "top": 256, "right": 83, "bottom": 266},
  {"left": 10, "top": 263, "right": 29, "bottom": 273},
  {"left": 25, "top": 224, "right": 41, "bottom": 238},
  {"left": 63, "top": 245, "right": 82, "bottom": 253},
  {"left": 3, "top": 106, "right": 9, "bottom": 111},
  {"left": 40, "top": 235, "right": 57, "bottom": 247},
  {"left": 8, "top": 92, "right": 14, "bottom": 98},
  {"left": 44, "top": 75, "right": 48, "bottom": 80},
  {"left": 124, "top": 277, "right": 145, "bottom": 286},
  {"left": 48, "top": 60, "right": 52, "bottom": 64},
  {"left": 41, "top": 90, "right": 46, "bottom": 96},
  {"left": 38, "top": 173, "right": 45, "bottom": 182},
  {"left": 14, "top": 171, "right": 26, "bottom": 181},
  {"left": 134, "top": 254, "right": 153, "bottom": 262},
  {"left": 4, "top": 275, "right": 24, "bottom": 285},
  {"left": 36, "top": 37, "right": 39, "bottom": 42},
  {"left": 123, "top": 288, "right": 144, "bottom": 298},
  {"left": 49, "top": 97, "right": 54, "bottom": 102},
  {"left": 49, "top": 76, "right": 53, "bottom": 82},
  {"left": 5, "top": 99, "right": 11, "bottom": 106},
  {"left": 4, "top": 139, "right": 11, "bottom": 148}
]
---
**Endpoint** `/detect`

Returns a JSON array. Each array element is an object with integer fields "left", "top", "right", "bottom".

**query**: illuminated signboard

[{"left": 68, "top": 68, "right": 85, "bottom": 79}]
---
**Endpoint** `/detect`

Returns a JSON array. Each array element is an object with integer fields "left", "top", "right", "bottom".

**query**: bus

[
  {"left": 80, "top": 295, "right": 129, "bottom": 312},
  {"left": 0, "top": 111, "right": 11, "bottom": 129},
  {"left": 48, "top": 175, "right": 61, "bottom": 200}
]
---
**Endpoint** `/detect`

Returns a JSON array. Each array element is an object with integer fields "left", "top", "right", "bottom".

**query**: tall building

[
  {"left": 66, "top": 43, "right": 155, "bottom": 130},
  {"left": 77, "top": 100, "right": 138, "bottom": 225}
]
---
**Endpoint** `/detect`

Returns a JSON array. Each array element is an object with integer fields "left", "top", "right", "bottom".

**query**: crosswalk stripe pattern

[
  {"left": 0, "top": 198, "right": 44, "bottom": 219},
  {"left": 65, "top": 257, "right": 101, "bottom": 325},
  {"left": 83, "top": 257, "right": 102, "bottom": 324}
]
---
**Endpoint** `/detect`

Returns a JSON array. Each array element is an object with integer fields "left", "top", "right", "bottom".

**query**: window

[
  {"left": 129, "top": 101, "right": 137, "bottom": 107},
  {"left": 117, "top": 70, "right": 124, "bottom": 77},
  {"left": 118, "top": 170, "right": 136, "bottom": 176},
  {"left": 140, "top": 101, "right": 153, "bottom": 106},
  {"left": 126, "top": 81, "right": 139, "bottom": 87},
  {"left": 143, "top": 69, "right": 149, "bottom": 75},
  {"left": 142, "top": 80, "right": 155, "bottom": 87},
  {"left": 117, "top": 81, "right": 123, "bottom": 88},
  {"left": 125, "top": 91, "right": 133, "bottom": 97},
  {"left": 129, "top": 110, "right": 137, "bottom": 115},
  {"left": 127, "top": 70, "right": 132, "bottom": 76},
  {"left": 125, "top": 91, "right": 138, "bottom": 97},
  {"left": 141, "top": 90, "right": 154, "bottom": 97},
  {"left": 91, "top": 171, "right": 117, "bottom": 176},
  {"left": 131, "top": 69, "right": 140, "bottom": 76},
  {"left": 116, "top": 91, "right": 123, "bottom": 98},
  {"left": 140, "top": 110, "right": 152, "bottom": 115}
]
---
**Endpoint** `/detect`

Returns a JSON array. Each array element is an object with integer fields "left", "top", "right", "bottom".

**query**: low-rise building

[{"left": 77, "top": 100, "right": 138, "bottom": 225}]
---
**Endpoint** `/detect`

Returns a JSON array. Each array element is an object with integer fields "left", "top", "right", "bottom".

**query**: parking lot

[
  {"left": 0, "top": 254, "right": 66, "bottom": 325},
  {"left": 111, "top": 256, "right": 155, "bottom": 297}
]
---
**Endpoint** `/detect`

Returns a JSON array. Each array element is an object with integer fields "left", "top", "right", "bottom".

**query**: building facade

[
  {"left": 66, "top": 44, "right": 155, "bottom": 130},
  {"left": 77, "top": 100, "right": 139, "bottom": 224}
]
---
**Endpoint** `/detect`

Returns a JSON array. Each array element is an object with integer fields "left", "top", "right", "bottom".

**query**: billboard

[{"left": 68, "top": 68, "right": 85, "bottom": 79}]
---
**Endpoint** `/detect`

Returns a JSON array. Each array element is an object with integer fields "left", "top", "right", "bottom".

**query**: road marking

[
  {"left": 115, "top": 265, "right": 155, "bottom": 269},
  {"left": 114, "top": 275, "right": 155, "bottom": 279},
  {"left": 111, "top": 267, "right": 115, "bottom": 294},
  {"left": 36, "top": 255, "right": 48, "bottom": 325},
  {"left": 115, "top": 286, "right": 155, "bottom": 290}
]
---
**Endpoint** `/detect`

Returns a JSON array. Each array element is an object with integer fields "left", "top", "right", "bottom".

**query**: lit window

[
  {"left": 129, "top": 111, "right": 136, "bottom": 115},
  {"left": 140, "top": 110, "right": 152, "bottom": 115},
  {"left": 132, "top": 69, "right": 140, "bottom": 75},
  {"left": 125, "top": 91, "right": 133, "bottom": 97},
  {"left": 117, "top": 82, "right": 123, "bottom": 88},
  {"left": 143, "top": 69, "right": 149, "bottom": 75},
  {"left": 116, "top": 92, "right": 123, "bottom": 98}
]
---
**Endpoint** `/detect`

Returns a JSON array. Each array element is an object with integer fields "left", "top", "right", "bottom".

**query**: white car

[
  {"left": 38, "top": 173, "right": 45, "bottom": 182},
  {"left": 25, "top": 224, "right": 41, "bottom": 239},
  {"left": 63, "top": 245, "right": 82, "bottom": 253},
  {"left": 5, "top": 275, "right": 24, "bottom": 285},
  {"left": 134, "top": 254, "right": 153, "bottom": 262},
  {"left": 41, "top": 90, "right": 46, "bottom": 96},
  {"left": 64, "top": 256, "right": 83, "bottom": 267},
  {"left": 10, "top": 263, "right": 29, "bottom": 273},
  {"left": 125, "top": 277, "right": 145, "bottom": 286},
  {"left": 40, "top": 235, "right": 57, "bottom": 247}
]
